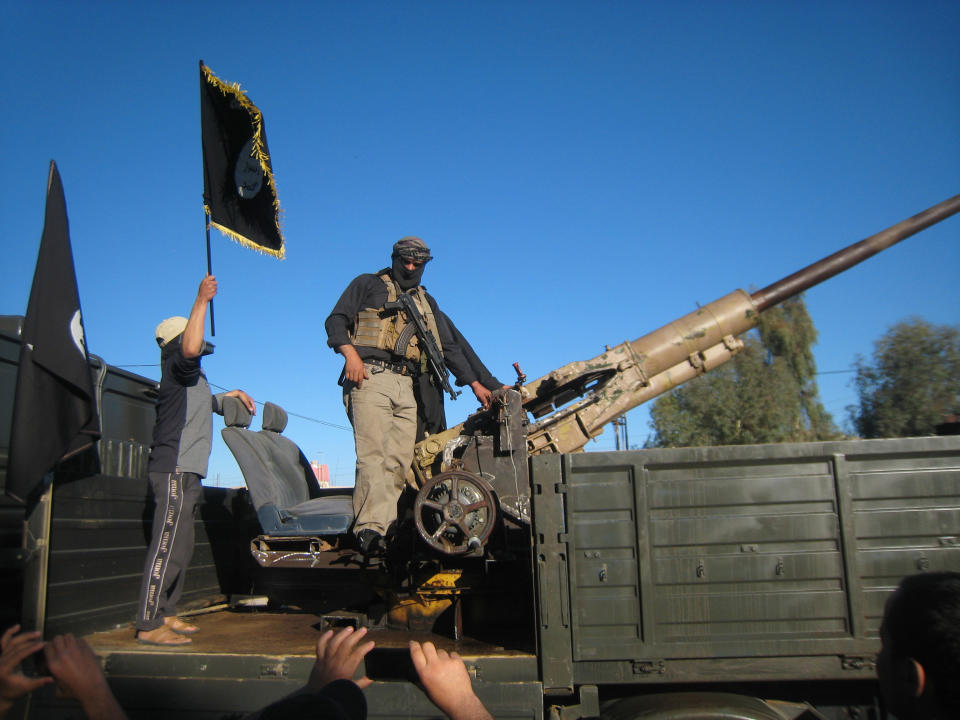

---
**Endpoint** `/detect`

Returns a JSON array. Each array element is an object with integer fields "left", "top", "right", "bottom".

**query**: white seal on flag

[
  {"left": 70, "top": 310, "right": 86, "bottom": 356},
  {"left": 235, "top": 138, "right": 263, "bottom": 199}
]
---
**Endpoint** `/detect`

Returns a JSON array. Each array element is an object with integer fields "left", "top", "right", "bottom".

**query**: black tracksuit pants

[{"left": 134, "top": 471, "right": 203, "bottom": 632}]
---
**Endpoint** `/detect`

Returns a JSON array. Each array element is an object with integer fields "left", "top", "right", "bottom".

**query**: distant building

[
  {"left": 311, "top": 461, "right": 331, "bottom": 487},
  {"left": 936, "top": 414, "right": 960, "bottom": 436}
]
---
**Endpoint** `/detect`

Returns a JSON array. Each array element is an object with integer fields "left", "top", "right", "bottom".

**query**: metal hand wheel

[{"left": 414, "top": 470, "right": 497, "bottom": 555}]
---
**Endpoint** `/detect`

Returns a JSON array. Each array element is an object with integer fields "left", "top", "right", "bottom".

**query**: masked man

[{"left": 325, "top": 237, "right": 500, "bottom": 555}]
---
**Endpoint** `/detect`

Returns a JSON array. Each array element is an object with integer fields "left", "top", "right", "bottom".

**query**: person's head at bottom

[{"left": 877, "top": 571, "right": 960, "bottom": 719}]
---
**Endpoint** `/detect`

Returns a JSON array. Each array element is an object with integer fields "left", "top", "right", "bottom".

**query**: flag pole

[{"left": 205, "top": 211, "right": 216, "bottom": 336}]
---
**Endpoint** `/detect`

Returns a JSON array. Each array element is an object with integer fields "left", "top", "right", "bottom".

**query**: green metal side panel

[
  {"left": 0, "top": 320, "right": 26, "bottom": 628},
  {"left": 532, "top": 436, "right": 960, "bottom": 686},
  {"left": 43, "top": 476, "right": 251, "bottom": 637},
  {"left": 845, "top": 446, "right": 960, "bottom": 637},
  {"left": 1, "top": 318, "right": 256, "bottom": 637}
]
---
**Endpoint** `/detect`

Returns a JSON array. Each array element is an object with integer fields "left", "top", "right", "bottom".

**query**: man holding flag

[
  {"left": 134, "top": 275, "right": 255, "bottom": 646},
  {"left": 133, "top": 61, "right": 273, "bottom": 644},
  {"left": 127, "top": 62, "right": 270, "bottom": 645}
]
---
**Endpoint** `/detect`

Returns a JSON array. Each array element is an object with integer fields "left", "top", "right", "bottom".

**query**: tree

[
  {"left": 848, "top": 318, "right": 960, "bottom": 438},
  {"left": 647, "top": 295, "right": 837, "bottom": 448}
]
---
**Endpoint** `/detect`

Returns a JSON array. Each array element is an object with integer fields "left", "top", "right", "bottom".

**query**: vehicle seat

[
  {"left": 221, "top": 397, "right": 354, "bottom": 536},
  {"left": 259, "top": 402, "right": 323, "bottom": 498}
]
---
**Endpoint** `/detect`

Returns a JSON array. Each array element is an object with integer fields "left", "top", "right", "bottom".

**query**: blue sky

[{"left": 2, "top": 1, "right": 958, "bottom": 487}]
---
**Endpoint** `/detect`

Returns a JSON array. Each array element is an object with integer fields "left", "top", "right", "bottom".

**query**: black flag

[
  {"left": 6, "top": 162, "right": 99, "bottom": 504},
  {"left": 200, "top": 61, "right": 285, "bottom": 258}
]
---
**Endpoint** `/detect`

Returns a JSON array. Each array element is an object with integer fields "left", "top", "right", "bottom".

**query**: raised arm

[
  {"left": 182, "top": 275, "right": 217, "bottom": 359},
  {"left": 409, "top": 641, "right": 492, "bottom": 720}
]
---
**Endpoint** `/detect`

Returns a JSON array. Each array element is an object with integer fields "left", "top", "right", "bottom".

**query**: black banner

[
  {"left": 200, "top": 61, "right": 285, "bottom": 258},
  {"left": 7, "top": 161, "right": 99, "bottom": 504}
]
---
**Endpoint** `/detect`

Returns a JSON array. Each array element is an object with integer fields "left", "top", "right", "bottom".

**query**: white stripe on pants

[{"left": 135, "top": 471, "right": 202, "bottom": 631}]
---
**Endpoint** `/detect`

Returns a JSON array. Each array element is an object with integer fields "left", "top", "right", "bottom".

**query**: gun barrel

[
  {"left": 519, "top": 191, "right": 960, "bottom": 454},
  {"left": 751, "top": 193, "right": 960, "bottom": 312}
]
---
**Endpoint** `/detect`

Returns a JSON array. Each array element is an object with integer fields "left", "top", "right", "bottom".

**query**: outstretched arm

[
  {"left": 0, "top": 625, "right": 53, "bottom": 718},
  {"left": 307, "top": 626, "right": 375, "bottom": 691},
  {"left": 436, "top": 309, "right": 505, "bottom": 410},
  {"left": 409, "top": 641, "right": 492, "bottom": 720},
  {"left": 182, "top": 275, "right": 217, "bottom": 359},
  {"left": 246, "top": 627, "right": 375, "bottom": 719},
  {"left": 222, "top": 390, "right": 256, "bottom": 415},
  {"left": 44, "top": 634, "right": 127, "bottom": 720}
]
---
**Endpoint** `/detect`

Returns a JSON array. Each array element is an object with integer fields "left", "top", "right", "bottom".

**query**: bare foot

[
  {"left": 136, "top": 626, "right": 191, "bottom": 646},
  {"left": 164, "top": 617, "right": 199, "bottom": 635}
]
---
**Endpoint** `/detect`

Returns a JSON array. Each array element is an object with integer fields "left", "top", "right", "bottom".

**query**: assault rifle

[{"left": 385, "top": 293, "right": 461, "bottom": 401}]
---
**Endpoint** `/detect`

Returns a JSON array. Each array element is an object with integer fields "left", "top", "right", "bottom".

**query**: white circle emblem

[
  {"left": 235, "top": 138, "right": 263, "bottom": 199},
  {"left": 70, "top": 310, "right": 86, "bottom": 356}
]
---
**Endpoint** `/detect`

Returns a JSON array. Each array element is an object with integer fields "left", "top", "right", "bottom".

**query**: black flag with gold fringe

[{"left": 200, "top": 61, "right": 285, "bottom": 258}]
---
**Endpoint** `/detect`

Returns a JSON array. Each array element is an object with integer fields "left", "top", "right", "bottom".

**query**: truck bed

[
  {"left": 67, "top": 609, "right": 542, "bottom": 720},
  {"left": 83, "top": 606, "right": 531, "bottom": 660}
]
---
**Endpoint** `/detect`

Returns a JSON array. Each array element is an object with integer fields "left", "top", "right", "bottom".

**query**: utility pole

[{"left": 612, "top": 415, "right": 629, "bottom": 451}]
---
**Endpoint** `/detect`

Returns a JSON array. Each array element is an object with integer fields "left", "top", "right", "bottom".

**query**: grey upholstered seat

[{"left": 221, "top": 397, "right": 354, "bottom": 536}]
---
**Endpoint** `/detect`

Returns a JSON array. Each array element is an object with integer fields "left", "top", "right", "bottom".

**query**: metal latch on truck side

[
  {"left": 841, "top": 656, "right": 877, "bottom": 671},
  {"left": 549, "top": 685, "right": 599, "bottom": 720},
  {"left": 259, "top": 662, "right": 290, "bottom": 678},
  {"left": 632, "top": 660, "right": 665, "bottom": 674}
]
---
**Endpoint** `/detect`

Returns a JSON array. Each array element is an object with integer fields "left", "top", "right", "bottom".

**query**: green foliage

[
  {"left": 849, "top": 318, "right": 960, "bottom": 438},
  {"left": 647, "top": 295, "right": 838, "bottom": 448}
]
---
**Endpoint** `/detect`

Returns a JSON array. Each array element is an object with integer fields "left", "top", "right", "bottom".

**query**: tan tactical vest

[{"left": 350, "top": 273, "right": 443, "bottom": 366}]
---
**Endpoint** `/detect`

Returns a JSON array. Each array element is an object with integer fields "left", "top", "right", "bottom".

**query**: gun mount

[{"left": 411, "top": 193, "right": 960, "bottom": 555}]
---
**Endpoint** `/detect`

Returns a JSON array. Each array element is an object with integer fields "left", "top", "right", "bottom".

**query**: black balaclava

[
  {"left": 391, "top": 256, "right": 426, "bottom": 290},
  {"left": 390, "top": 236, "right": 433, "bottom": 290}
]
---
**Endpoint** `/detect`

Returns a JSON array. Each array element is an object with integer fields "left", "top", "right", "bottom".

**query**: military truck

[{"left": 1, "top": 194, "right": 959, "bottom": 719}]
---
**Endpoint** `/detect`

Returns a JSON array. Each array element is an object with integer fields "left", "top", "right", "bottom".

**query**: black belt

[{"left": 365, "top": 358, "right": 416, "bottom": 376}]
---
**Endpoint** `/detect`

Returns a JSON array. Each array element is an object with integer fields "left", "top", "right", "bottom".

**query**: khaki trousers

[{"left": 343, "top": 364, "right": 417, "bottom": 536}]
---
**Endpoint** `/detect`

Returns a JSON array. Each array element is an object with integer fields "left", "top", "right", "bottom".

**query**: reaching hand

[
  {"left": 470, "top": 382, "right": 493, "bottom": 409},
  {"left": 44, "top": 634, "right": 127, "bottom": 720},
  {"left": 306, "top": 627, "right": 375, "bottom": 691},
  {"left": 0, "top": 625, "right": 52, "bottom": 715},
  {"left": 409, "top": 641, "right": 492, "bottom": 720},
  {"left": 225, "top": 389, "right": 256, "bottom": 414}
]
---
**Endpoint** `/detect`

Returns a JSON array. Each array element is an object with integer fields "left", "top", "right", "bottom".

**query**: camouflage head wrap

[{"left": 392, "top": 236, "right": 433, "bottom": 263}]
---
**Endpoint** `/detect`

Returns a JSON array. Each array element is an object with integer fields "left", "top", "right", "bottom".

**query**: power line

[
  {"left": 207, "top": 382, "right": 351, "bottom": 431},
  {"left": 112, "top": 364, "right": 350, "bottom": 431}
]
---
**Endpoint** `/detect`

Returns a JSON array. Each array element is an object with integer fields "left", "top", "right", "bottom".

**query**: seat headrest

[
  {"left": 222, "top": 396, "right": 252, "bottom": 428},
  {"left": 261, "top": 402, "right": 288, "bottom": 433}
]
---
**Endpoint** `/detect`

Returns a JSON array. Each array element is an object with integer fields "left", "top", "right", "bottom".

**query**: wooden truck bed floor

[{"left": 83, "top": 608, "right": 533, "bottom": 661}]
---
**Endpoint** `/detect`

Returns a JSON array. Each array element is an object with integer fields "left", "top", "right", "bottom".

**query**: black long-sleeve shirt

[
  {"left": 436, "top": 310, "right": 501, "bottom": 391},
  {"left": 324, "top": 271, "right": 479, "bottom": 388},
  {"left": 414, "top": 310, "right": 504, "bottom": 438}
]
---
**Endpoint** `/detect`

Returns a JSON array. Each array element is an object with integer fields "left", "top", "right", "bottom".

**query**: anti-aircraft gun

[{"left": 408, "top": 193, "right": 960, "bottom": 558}]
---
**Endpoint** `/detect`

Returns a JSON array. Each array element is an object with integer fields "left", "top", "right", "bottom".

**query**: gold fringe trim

[
  {"left": 202, "top": 63, "right": 285, "bottom": 260},
  {"left": 204, "top": 207, "right": 284, "bottom": 259}
]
